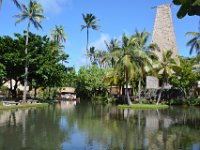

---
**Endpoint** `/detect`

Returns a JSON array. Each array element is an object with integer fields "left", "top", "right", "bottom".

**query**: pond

[{"left": 0, "top": 102, "right": 200, "bottom": 150}]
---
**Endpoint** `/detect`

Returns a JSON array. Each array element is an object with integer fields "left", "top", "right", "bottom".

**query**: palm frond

[{"left": 14, "top": 0, "right": 45, "bottom": 30}]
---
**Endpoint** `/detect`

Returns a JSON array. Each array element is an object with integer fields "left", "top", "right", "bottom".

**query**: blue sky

[{"left": 0, "top": 0, "right": 199, "bottom": 70}]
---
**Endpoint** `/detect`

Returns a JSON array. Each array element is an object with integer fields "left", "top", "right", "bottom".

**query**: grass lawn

[
  {"left": 118, "top": 104, "right": 169, "bottom": 109},
  {"left": 0, "top": 103, "right": 49, "bottom": 110}
]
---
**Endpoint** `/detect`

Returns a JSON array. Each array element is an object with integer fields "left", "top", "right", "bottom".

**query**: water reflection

[
  {"left": 64, "top": 105, "right": 200, "bottom": 150},
  {"left": 0, "top": 105, "right": 200, "bottom": 150},
  {"left": 57, "top": 101, "right": 76, "bottom": 111},
  {"left": 0, "top": 107, "right": 69, "bottom": 150}
]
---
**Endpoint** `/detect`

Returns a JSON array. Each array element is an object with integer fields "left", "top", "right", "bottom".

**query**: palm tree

[
  {"left": 50, "top": 25, "right": 67, "bottom": 99},
  {"left": 105, "top": 38, "right": 121, "bottom": 68},
  {"left": 50, "top": 25, "right": 67, "bottom": 45},
  {"left": 95, "top": 50, "right": 107, "bottom": 68},
  {"left": 81, "top": 13, "right": 100, "bottom": 65},
  {"left": 110, "top": 35, "right": 139, "bottom": 105},
  {"left": 88, "top": 46, "right": 97, "bottom": 65},
  {"left": 14, "top": 0, "right": 45, "bottom": 102},
  {"left": 0, "top": 0, "right": 20, "bottom": 8},
  {"left": 132, "top": 30, "right": 158, "bottom": 103},
  {"left": 156, "top": 50, "right": 179, "bottom": 104},
  {"left": 186, "top": 31, "right": 200, "bottom": 54}
]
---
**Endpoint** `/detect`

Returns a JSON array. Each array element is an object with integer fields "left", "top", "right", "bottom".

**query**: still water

[{"left": 0, "top": 102, "right": 200, "bottom": 150}]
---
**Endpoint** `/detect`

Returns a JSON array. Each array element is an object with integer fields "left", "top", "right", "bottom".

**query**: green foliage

[
  {"left": 173, "top": 0, "right": 200, "bottom": 18},
  {"left": 118, "top": 104, "right": 169, "bottom": 109},
  {"left": 0, "top": 86, "right": 8, "bottom": 93},
  {"left": 0, "top": 103, "right": 48, "bottom": 110},
  {"left": 0, "top": 32, "right": 69, "bottom": 99},
  {"left": 168, "top": 98, "right": 200, "bottom": 106},
  {"left": 0, "top": 63, "right": 5, "bottom": 84},
  {"left": 81, "top": 13, "right": 100, "bottom": 63},
  {"left": 14, "top": 0, "right": 45, "bottom": 30},
  {"left": 81, "top": 13, "right": 100, "bottom": 31},
  {"left": 65, "top": 67, "right": 77, "bottom": 87},
  {"left": 186, "top": 32, "right": 200, "bottom": 55},
  {"left": 170, "top": 57, "right": 197, "bottom": 97},
  {"left": 76, "top": 65, "right": 108, "bottom": 100}
]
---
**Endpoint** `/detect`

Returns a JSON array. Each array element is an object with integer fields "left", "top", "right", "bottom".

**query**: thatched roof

[{"left": 60, "top": 87, "right": 75, "bottom": 94}]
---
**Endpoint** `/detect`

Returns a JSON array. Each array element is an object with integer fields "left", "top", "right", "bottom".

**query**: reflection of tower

[{"left": 152, "top": 4, "right": 178, "bottom": 60}]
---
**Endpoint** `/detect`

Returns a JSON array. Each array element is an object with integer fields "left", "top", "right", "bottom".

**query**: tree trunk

[
  {"left": 23, "top": 20, "right": 30, "bottom": 102},
  {"left": 9, "top": 78, "right": 13, "bottom": 99},
  {"left": 12, "top": 80, "right": 18, "bottom": 99},
  {"left": 138, "top": 77, "right": 141, "bottom": 103},
  {"left": 48, "top": 86, "right": 51, "bottom": 99},
  {"left": 86, "top": 28, "right": 89, "bottom": 65},
  {"left": 53, "top": 82, "right": 57, "bottom": 100},
  {"left": 34, "top": 87, "right": 37, "bottom": 99},
  {"left": 126, "top": 68, "right": 132, "bottom": 105},
  {"left": 157, "top": 79, "right": 165, "bottom": 105},
  {"left": 183, "top": 88, "right": 187, "bottom": 99}
]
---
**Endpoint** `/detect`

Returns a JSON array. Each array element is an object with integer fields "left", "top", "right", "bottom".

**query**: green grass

[
  {"left": 118, "top": 104, "right": 169, "bottom": 109},
  {"left": 0, "top": 103, "right": 49, "bottom": 110}
]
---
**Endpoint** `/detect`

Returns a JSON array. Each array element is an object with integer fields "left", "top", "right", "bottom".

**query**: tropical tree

[
  {"left": 88, "top": 46, "right": 97, "bottom": 65},
  {"left": 81, "top": 13, "right": 100, "bottom": 65},
  {"left": 76, "top": 65, "right": 108, "bottom": 102},
  {"left": 95, "top": 50, "right": 107, "bottom": 68},
  {"left": 132, "top": 30, "right": 157, "bottom": 102},
  {"left": 186, "top": 31, "right": 200, "bottom": 55},
  {"left": 14, "top": 0, "right": 45, "bottom": 101},
  {"left": 172, "top": 0, "right": 200, "bottom": 18},
  {"left": 50, "top": 25, "right": 67, "bottom": 45},
  {"left": 0, "top": 35, "right": 24, "bottom": 98},
  {"left": 170, "top": 57, "right": 197, "bottom": 98},
  {"left": 0, "top": 63, "right": 5, "bottom": 85},
  {"left": 112, "top": 35, "right": 141, "bottom": 105},
  {"left": 104, "top": 38, "right": 121, "bottom": 68},
  {"left": 156, "top": 50, "right": 179, "bottom": 104},
  {"left": 50, "top": 25, "right": 67, "bottom": 99}
]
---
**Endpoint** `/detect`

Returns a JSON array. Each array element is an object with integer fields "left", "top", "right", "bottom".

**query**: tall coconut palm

[
  {"left": 156, "top": 50, "right": 179, "bottom": 104},
  {"left": 133, "top": 30, "right": 158, "bottom": 103},
  {"left": 0, "top": 0, "right": 20, "bottom": 8},
  {"left": 95, "top": 50, "right": 107, "bottom": 68},
  {"left": 111, "top": 35, "right": 139, "bottom": 105},
  {"left": 50, "top": 25, "right": 67, "bottom": 45},
  {"left": 14, "top": 0, "right": 45, "bottom": 102},
  {"left": 50, "top": 25, "right": 67, "bottom": 99},
  {"left": 186, "top": 31, "right": 200, "bottom": 55},
  {"left": 105, "top": 38, "right": 121, "bottom": 68},
  {"left": 81, "top": 13, "right": 100, "bottom": 65}
]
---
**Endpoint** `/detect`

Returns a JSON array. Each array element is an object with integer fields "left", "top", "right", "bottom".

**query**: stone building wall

[{"left": 152, "top": 4, "right": 178, "bottom": 60}]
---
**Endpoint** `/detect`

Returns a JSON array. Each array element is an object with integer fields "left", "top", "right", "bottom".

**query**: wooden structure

[
  {"left": 59, "top": 87, "right": 80, "bottom": 102},
  {"left": 109, "top": 86, "right": 133, "bottom": 96},
  {"left": 2, "top": 101, "right": 20, "bottom": 106},
  {"left": 109, "top": 86, "right": 121, "bottom": 95}
]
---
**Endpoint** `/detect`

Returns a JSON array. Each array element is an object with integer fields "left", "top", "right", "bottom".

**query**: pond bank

[
  {"left": 118, "top": 104, "right": 169, "bottom": 109},
  {"left": 0, "top": 103, "right": 49, "bottom": 110}
]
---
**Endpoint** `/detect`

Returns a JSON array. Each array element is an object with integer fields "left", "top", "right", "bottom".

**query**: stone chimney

[{"left": 152, "top": 4, "right": 178, "bottom": 60}]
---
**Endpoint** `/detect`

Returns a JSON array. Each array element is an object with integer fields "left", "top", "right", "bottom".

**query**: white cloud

[
  {"left": 89, "top": 33, "right": 110, "bottom": 50},
  {"left": 37, "top": 0, "right": 72, "bottom": 14}
]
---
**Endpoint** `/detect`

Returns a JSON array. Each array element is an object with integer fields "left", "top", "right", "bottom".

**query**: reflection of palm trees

[{"left": 0, "top": 107, "right": 69, "bottom": 149}]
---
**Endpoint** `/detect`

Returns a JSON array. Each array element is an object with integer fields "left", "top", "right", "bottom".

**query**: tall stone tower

[{"left": 152, "top": 4, "right": 178, "bottom": 60}]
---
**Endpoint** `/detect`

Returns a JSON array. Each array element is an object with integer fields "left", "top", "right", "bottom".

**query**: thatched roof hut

[{"left": 60, "top": 87, "right": 76, "bottom": 94}]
